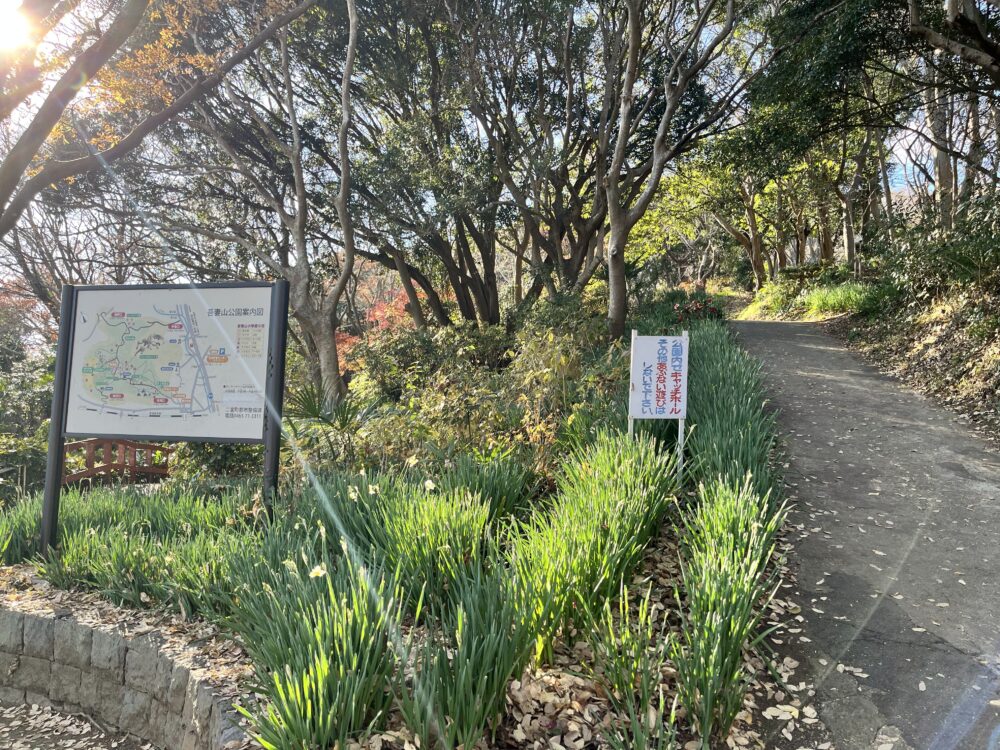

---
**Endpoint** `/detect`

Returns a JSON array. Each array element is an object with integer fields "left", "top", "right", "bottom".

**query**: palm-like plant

[{"left": 285, "top": 382, "right": 381, "bottom": 467}]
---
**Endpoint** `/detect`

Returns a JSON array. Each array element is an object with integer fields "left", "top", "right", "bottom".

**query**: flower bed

[{"left": 0, "top": 294, "right": 806, "bottom": 749}]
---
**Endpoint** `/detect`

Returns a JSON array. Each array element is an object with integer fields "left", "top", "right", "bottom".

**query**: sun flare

[{"left": 0, "top": 0, "right": 30, "bottom": 53}]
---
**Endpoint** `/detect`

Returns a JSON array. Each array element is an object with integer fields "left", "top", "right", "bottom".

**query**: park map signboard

[
  {"left": 41, "top": 282, "right": 289, "bottom": 553},
  {"left": 66, "top": 286, "right": 274, "bottom": 441}
]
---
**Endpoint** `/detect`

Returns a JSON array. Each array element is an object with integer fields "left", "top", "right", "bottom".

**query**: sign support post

[
  {"left": 40, "top": 285, "right": 77, "bottom": 556},
  {"left": 627, "top": 329, "right": 637, "bottom": 438},
  {"left": 262, "top": 280, "right": 290, "bottom": 512}
]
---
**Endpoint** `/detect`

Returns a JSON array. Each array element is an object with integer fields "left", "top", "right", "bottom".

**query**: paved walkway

[
  {"left": 0, "top": 703, "right": 152, "bottom": 749},
  {"left": 735, "top": 321, "right": 1000, "bottom": 750}
]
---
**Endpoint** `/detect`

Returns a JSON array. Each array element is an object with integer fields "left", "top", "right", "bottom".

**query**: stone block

[
  {"left": 125, "top": 638, "right": 159, "bottom": 690},
  {"left": 12, "top": 655, "right": 50, "bottom": 693},
  {"left": 120, "top": 687, "right": 152, "bottom": 736},
  {"left": 211, "top": 705, "right": 246, "bottom": 749},
  {"left": 91, "top": 629, "right": 126, "bottom": 678},
  {"left": 0, "top": 652, "right": 19, "bottom": 687},
  {"left": 22, "top": 615, "right": 53, "bottom": 659},
  {"left": 152, "top": 651, "right": 173, "bottom": 697},
  {"left": 0, "top": 611, "right": 23, "bottom": 654},
  {"left": 49, "top": 664, "right": 82, "bottom": 706},
  {"left": 80, "top": 675, "right": 124, "bottom": 726},
  {"left": 54, "top": 619, "right": 92, "bottom": 669},
  {"left": 183, "top": 679, "right": 215, "bottom": 739},
  {"left": 180, "top": 727, "right": 202, "bottom": 750},
  {"left": 157, "top": 703, "right": 185, "bottom": 750},
  {"left": 148, "top": 699, "right": 166, "bottom": 747},
  {"left": 166, "top": 663, "right": 189, "bottom": 713},
  {"left": 0, "top": 686, "right": 23, "bottom": 705}
]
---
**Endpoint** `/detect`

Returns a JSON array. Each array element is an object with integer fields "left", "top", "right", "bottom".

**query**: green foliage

[
  {"left": 170, "top": 442, "right": 263, "bottom": 482},
  {"left": 353, "top": 324, "right": 512, "bottom": 402},
  {"left": 589, "top": 587, "right": 678, "bottom": 750},
  {"left": 285, "top": 385, "right": 381, "bottom": 468},
  {"left": 507, "top": 431, "right": 678, "bottom": 653},
  {"left": 376, "top": 485, "right": 490, "bottom": 612},
  {"left": 669, "top": 294, "right": 725, "bottom": 325},
  {"left": 233, "top": 550, "right": 402, "bottom": 750},
  {"left": 0, "top": 290, "right": 788, "bottom": 750},
  {"left": 349, "top": 293, "right": 620, "bottom": 478},
  {"left": 799, "top": 282, "right": 874, "bottom": 316},
  {"left": 311, "top": 474, "right": 490, "bottom": 613},
  {"left": 398, "top": 569, "right": 538, "bottom": 750},
  {"left": 745, "top": 278, "right": 801, "bottom": 317},
  {"left": 437, "top": 448, "right": 537, "bottom": 521},
  {"left": 672, "top": 479, "right": 786, "bottom": 746},
  {"left": 887, "top": 196, "right": 1000, "bottom": 298},
  {"left": 684, "top": 321, "right": 776, "bottom": 493},
  {"left": 25, "top": 484, "right": 260, "bottom": 617},
  {"left": 746, "top": 269, "right": 894, "bottom": 321},
  {"left": 0, "top": 428, "right": 47, "bottom": 505},
  {"left": 0, "top": 352, "right": 53, "bottom": 438},
  {"left": 0, "top": 483, "right": 255, "bottom": 567}
]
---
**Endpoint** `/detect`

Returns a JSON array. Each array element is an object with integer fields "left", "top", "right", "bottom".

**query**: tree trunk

[
  {"left": 960, "top": 93, "right": 984, "bottom": 209},
  {"left": 315, "top": 320, "right": 345, "bottom": 401},
  {"left": 795, "top": 216, "right": 808, "bottom": 265},
  {"left": 513, "top": 237, "right": 524, "bottom": 306},
  {"left": 842, "top": 197, "right": 857, "bottom": 271},
  {"left": 742, "top": 186, "right": 767, "bottom": 288},
  {"left": 750, "top": 234, "right": 767, "bottom": 289},
  {"left": 391, "top": 247, "right": 426, "bottom": 329},
  {"left": 607, "top": 228, "right": 627, "bottom": 340},
  {"left": 818, "top": 203, "right": 835, "bottom": 264},
  {"left": 774, "top": 183, "right": 788, "bottom": 271},
  {"left": 925, "top": 65, "right": 954, "bottom": 229},
  {"left": 877, "top": 135, "right": 895, "bottom": 242}
]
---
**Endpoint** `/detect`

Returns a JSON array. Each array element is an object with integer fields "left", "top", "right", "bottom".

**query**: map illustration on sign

[{"left": 65, "top": 286, "right": 274, "bottom": 441}]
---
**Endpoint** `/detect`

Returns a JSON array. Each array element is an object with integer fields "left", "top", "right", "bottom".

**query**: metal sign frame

[{"left": 40, "top": 280, "right": 290, "bottom": 554}]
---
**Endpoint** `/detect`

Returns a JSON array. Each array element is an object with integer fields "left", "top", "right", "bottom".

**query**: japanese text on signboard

[{"left": 629, "top": 334, "right": 688, "bottom": 420}]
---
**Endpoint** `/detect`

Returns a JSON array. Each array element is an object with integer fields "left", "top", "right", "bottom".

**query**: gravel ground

[{"left": 0, "top": 703, "right": 156, "bottom": 750}]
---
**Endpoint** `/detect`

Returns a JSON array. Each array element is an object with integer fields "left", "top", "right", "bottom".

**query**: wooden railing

[{"left": 62, "top": 439, "right": 173, "bottom": 486}]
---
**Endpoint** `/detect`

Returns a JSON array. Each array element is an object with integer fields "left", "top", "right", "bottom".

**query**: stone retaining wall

[{"left": 0, "top": 607, "right": 249, "bottom": 749}]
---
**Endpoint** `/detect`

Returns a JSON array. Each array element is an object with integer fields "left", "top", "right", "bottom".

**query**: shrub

[
  {"left": 800, "top": 282, "right": 874, "bottom": 317},
  {"left": 0, "top": 352, "right": 53, "bottom": 437},
  {"left": 684, "top": 320, "right": 775, "bottom": 494},
  {"left": 232, "top": 549, "right": 403, "bottom": 750},
  {"left": 506, "top": 431, "right": 678, "bottom": 654},
  {"left": 398, "top": 568, "right": 538, "bottom": 750},
  {"left": 437, "top": 448, "right": 537, "bottom": 520},
  {"left": 588, "top": 587, "right": 678, "bottom": 750},
  {"left": 672, "top": 479, "right": 785, "bottom": 746},
  {"left": 886, "top": 197, "right": 1000, "bottom": 298},
  {"left": 349, "top": 326, "right": 438, "bottom": 400},
  {"left": 170, "top": 442, "right": 263, "bottom": 481},
  {"left": 352, "top": 324, "right": 513, "bottom": 401},
  {"left": 0, "top": 430, "right": 47, "bottom": 505},
  {"left": 745, "top": 278, "right": 801, "bottom": 317},
  {"left": 670, "top": 294, "right": 724, "bottom": 325}
]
